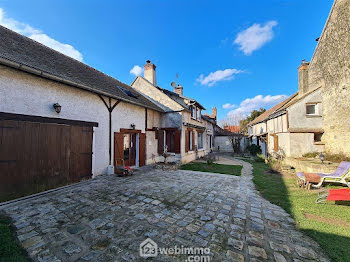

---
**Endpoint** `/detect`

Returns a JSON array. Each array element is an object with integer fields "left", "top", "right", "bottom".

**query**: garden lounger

[
  {"left": 296, "top": 161, "right": 350, "bottom": 189},
  {"left": 316, "top": 188, "right": 350, "bottom": 204}
]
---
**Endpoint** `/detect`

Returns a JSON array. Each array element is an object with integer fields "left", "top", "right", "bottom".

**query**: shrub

[
  {"left": 325, "top": 153, "right": 350, "bottom": 163},
  {"left": 255, "top": 154, "right": 265, "bottom": 163},
  {"left": 302, "top": 152, "right": 319, "bottom": 158},
  {"left": 247, "top": 144, "right": 262, "bottom": 156},
  {"left": 207, "top": 158, "right": 215, "bottom": 165}
]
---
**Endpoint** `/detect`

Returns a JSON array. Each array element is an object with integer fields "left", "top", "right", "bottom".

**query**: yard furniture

[
  {"left": 296, "top": 161, "right": 350, "bottom": 189},
  {"left": 316, "top": 188, "right": 350, "bottom": 204},
  {"left": 115, "top": 158, "right": 134, "bottom": 176}
]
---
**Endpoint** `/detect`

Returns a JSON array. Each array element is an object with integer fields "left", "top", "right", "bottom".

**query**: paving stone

[
  {"left": 62, "top": 241, "right": 82, "bottom": 255},
  {"left": 1, "top": 156, "right": 329, "bottom": 262},
  {"left": 186, "top": 224, "right": 201, "bottom": 232},
  {"left": 274, "top": 252, "right": 287, "bottom": 262},
  {"left": 248, "top": 245, "right": 267, "bottom": 259},
  {"left": 22, "top": 236, "right": 43, "bottom": 249},
  {"left": 226, "top": 250, "right": 245, "bottom": 262},
  {"left": 227, "top": 238, "right": 244, "bottom": 251},
  {"left": 200, "top": 215, "right": 212, "bottom": 221},
  {"left": 295, "top": 245, "right": 317, "bottom": 260}
]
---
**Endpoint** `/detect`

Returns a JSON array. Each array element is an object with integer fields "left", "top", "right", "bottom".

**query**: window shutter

[
  {"left": 139, "top": 133, "right": 146, "bottom": 166},
  {"left": 174, "top": 129, "right": 181, "bottom": 154},
  {"left": 274, "top": 135, "right": 279, "bottom": 151},
  {"left": 185, "top": 130, "right": 189, "bottom": 152},
  {"left": 192, "top": 131, "right": 195, "bottom": 150},
  {"left": 114, "top": 132, "right": 124, "bottom": 169},
  {"left": 158, "top": 130, "right": 164, "bottom": 154}
]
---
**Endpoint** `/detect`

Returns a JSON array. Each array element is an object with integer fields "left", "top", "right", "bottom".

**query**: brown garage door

[{"left": 0, "top": 114, "right": 96, "bottom": 202}]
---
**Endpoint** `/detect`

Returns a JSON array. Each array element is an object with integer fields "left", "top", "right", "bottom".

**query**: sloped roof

[
  {"left": 0, "top": 26, "right": 164, "bottom": 112},
  {"left": 157, "top": 86, "right": 206, "bottom": 111},
  {"left": 248, "top": 93, "right": 297, "bottom": 126},
  {"left": 224, "top": 125, "right": 240, "bottom": 133}
]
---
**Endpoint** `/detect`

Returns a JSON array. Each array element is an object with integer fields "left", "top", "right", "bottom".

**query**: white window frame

[
  {"left": 198, "top": 132, "right": 203, "bottom": 149},
  {"left": 306, "top": 103, "right": 319, "bottom": 116}
]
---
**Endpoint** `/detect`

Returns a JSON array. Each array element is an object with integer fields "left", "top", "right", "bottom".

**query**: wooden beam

[{"left": 0, "top": 112, "right": 98, "bottom": 127}]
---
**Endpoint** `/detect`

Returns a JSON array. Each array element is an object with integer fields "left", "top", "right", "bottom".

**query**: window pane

[
  {"left": 306, "top": 104, "right": 316, "bottom": 115},
  {"left": 198, "top": 132, "right": 203, "bottom": 149}
]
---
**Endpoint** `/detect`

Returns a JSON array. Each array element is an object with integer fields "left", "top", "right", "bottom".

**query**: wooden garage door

[{"left": 0, "top": 119, "right": 93, "bottom": 202}]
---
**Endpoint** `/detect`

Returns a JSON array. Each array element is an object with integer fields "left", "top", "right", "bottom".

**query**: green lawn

[
  {"left": 180, "top": 162, "right": 242, "bottom": 176},
  {"left": 246, "top": 159, "right": 350, "bottom": 262},
  {"left": 0, "top": 215, "right": 29, "bottom": 262}
]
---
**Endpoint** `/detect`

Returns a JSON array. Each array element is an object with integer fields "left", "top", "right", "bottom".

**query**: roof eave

[{"left": 0, "top": 56, "right": 165, "bottom": 113}]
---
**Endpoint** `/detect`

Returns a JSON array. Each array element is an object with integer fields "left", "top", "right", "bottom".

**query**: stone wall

[{"left": 307, "top": 0, "right": 350, "bottom": 155}]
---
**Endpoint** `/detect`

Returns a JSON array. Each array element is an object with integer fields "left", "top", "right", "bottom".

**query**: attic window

[{"left": 118, "top": 86, "right": 139, "bottom": 99}]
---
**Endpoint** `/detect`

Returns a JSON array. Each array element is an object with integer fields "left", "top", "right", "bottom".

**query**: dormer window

[{"left": 190, "top": 105, "right": 201, "bottom": 121}]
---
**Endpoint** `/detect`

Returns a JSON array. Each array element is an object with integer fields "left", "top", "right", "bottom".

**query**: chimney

[
  {"left": 211, "top": 107, "right": 217, "bottom": 120},
  {"left": 298, "top": 60, "right": 309, "bottom": 96},
  {"left": 174, "top": 84, "right": 183, "bottom": 96},
  {"left": 144, "top": 60, "right": 157, "bottom": 86}
]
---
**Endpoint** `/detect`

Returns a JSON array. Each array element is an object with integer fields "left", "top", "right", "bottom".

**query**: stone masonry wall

[{"left": 307, "top": 0, "right": 350, "bottom": 155}]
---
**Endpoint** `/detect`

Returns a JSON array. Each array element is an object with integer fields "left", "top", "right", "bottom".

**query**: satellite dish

[{"left": 171, "top": 82, "right": 177, "bottom": 88}]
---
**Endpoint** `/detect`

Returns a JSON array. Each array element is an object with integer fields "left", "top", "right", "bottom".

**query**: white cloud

[
  {"left": 130, "top": 65, "right": 144, "bottom": 76},
  {"left": 234, "top": 21, "right": 277, "bottom": 55},
  {"left": 197, "top": 68, "right": 243, "bottom": 86},
  {"left": 228, "top": 94, "right": 287, "bottom": 116},
  {"left": 0, "top": 8, "right": 83, "bottom": 61},
  {"left": 222, "top": 103, "right": 236, "bottom": 109}
]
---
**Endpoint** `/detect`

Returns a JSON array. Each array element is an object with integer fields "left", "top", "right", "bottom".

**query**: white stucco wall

[
  {"left": 288, "top": 89, "right": 323, "bottom": 129},
  {"left": 267, "top": 114, "right": 288, "bottom": 134},
  {"left": 214, "top": 136, "right": 233, "bottom": 152},
  {"left": 0, "top": 65, "right": 151, "bottom": 175}
]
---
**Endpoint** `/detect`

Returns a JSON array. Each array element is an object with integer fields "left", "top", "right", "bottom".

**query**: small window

[
  {"left": 189, "top": 131, "right": 193, "bottom": 151},
  {"left": 314, "top": 133, "right": 323, "bottom": 142},
  {"left": 306, "top": 104, "right": 316, "bottom": 115},
  {"left": 191, "top": 106, "right": 196, "bottom": 118},
  {"left": 198, "top": 132, "right": 203, "bottom": 149}
]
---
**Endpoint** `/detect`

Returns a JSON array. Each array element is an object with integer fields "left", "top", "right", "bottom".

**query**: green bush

[
  {"left": 325, "top": 153, "right": 350, "bottom": 163},
  {"left": 247, "top": 144, "right": 262, "bottom": 156},
  {"left": 255, "top": 154, "right": 265, "bottom": 163},
  {"left": 302, "top": 152, "right": 319, "bottom": 158}
]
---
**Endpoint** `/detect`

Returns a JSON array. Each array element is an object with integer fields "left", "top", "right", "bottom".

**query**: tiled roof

[
  {"left": 0, "top": 26, "right": 164, "bottom": 112},
  {"left": 248, "top": 93, "right": 297, "bottom": 126},
  {"left": 224, "top": 125, "right": 240, "bottom": 133}
]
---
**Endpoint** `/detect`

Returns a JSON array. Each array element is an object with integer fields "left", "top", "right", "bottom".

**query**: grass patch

[
  {"left": 0, "top": 214, "right": 29, "bottom": 262},
  {"left": 247, "top": 160, "right": 350, "bottom": 262},
  {"left": 180, "top": 162, "right": 242, "bottom": 176}
]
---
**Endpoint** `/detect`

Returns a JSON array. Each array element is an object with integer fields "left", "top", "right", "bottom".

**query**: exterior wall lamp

[{"left": 53, "top": 103, "right": 61, "bottom": 113}]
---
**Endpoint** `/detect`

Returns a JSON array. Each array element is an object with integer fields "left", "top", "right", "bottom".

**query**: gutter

[{"left": 0, "top": 56, "right": 164, "bottom": 113}]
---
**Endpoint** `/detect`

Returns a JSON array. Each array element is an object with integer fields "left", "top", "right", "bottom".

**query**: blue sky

[{"left": 0, "top": 0, "right": 333, "bottom": 121}]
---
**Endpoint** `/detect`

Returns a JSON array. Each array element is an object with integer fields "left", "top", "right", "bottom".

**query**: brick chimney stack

[
  {"left": 211, "top": 107, "right": 217, "bottom": 120},
  {"left": 144, "top": 60, "right": 157, "bottom": 86},
  {"left": 298, "top": 60, "right": 309, "bottom": 96},
  {"left": 174, "top": 84, "right": 183, "bottom": 96}
]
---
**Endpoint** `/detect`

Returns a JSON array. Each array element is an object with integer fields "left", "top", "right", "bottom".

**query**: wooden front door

[
  {"left": 0, "top": 119, "right": 93, "bottom": 202},
  {"left": 114, "top": 131, "right": 146, "bottom": 169},
  {"left": 124, "top": 133, "right": 137, "bottom": 166}
]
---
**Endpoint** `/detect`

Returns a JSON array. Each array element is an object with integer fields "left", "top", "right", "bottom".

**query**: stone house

[
  {"left": 0, "top": 26, "right": 164, "bottom": 195},
  {"left": 304, "top": 0, "right": 350, "bottom": 156},
  {"left": 247, "top": 97, "right": 295, "bottom": 157},
  {"left": 249, "top": 0, "right": 350, "bottom": 158},
  {"left": 131, "top": 61, "right": 215, "bottom": 163}
]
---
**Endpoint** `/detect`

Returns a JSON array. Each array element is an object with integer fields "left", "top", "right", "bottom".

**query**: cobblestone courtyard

[{"left": 1, "top": 156, "right": 329, "bottom": 262}]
